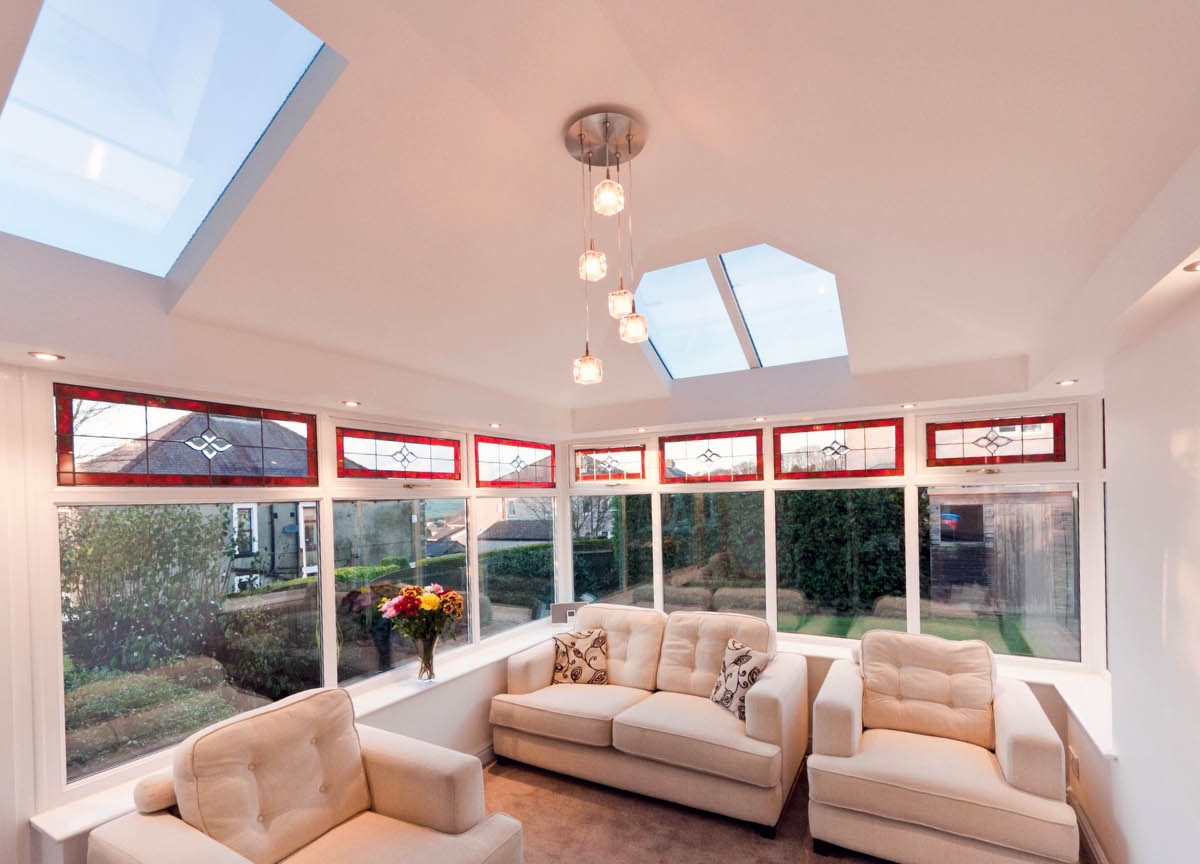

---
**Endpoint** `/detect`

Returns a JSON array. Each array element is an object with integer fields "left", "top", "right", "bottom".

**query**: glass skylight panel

[
  {"left": 636, "top": 258, "right": 750, "bottom": 379},
  {"left": 720, "top": 244, "right": 848, "bottom": 367},
  {"left": 0, "top": 0, "right": 322, "bottom": 276}
]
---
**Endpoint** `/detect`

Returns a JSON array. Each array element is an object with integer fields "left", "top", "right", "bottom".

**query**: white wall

[{"left": 1103, "top": 291, "right": 1200, "bottom": 862}]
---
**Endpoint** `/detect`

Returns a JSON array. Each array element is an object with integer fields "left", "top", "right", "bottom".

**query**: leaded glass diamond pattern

[
  {"left": 660, "top": 431, "right": 763, "bottom": 482},
  {"left": 392, "top": 445, "right": 418, "bottom": 467},
  {"left": 971, "top": 428, "right": 1014, "bottom": 455},
  {"left": 510, "top": 455, "right": 528, "bottom": 471},
  {"left": 821, "top": 440, "right": 850, "bottom": 460},
  {"left": 699, "top": 448, "right": 721, "bottom": 462},
  {"left": 599, "top": 456, "right": 622, "bottom": 474},
  {"left": 185, "top": 428, "right": 233, "bottom": 460}
]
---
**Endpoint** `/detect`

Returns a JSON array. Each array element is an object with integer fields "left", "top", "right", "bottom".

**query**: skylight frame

[
  {"left": 634, "top": 244, "right": 849, "bottom": 381},
  {"left": 0, "top": 0, "right": 326, "bottom": 277}
]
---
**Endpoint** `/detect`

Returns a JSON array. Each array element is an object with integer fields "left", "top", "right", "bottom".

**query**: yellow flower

[{"left": 419, "top": 592, "right": 441, "bottom": 611}]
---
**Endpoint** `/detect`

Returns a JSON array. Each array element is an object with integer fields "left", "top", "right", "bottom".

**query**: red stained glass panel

[
  {"left": 925, "top": 413, "right": 1067, "bottom": 467},
  {"left": 659, "top": 429, "right": 763, "bottom": 483},
  {"left": 574, "top": 446, "right": 646, "bottom": 482},
  {"left": 475, "top": 435, "right": 556, "bottom": 488},
  {"left": 774, "top": 418, "right": 904, "bottom": 479},
  {"left": 54, "top": 384, "right": 317, "bottom": 486},
  {"left": 337, "top": 427, "right": 461, "bottom": 480}
]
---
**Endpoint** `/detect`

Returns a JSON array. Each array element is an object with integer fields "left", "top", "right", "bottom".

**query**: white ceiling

[{"left": 4, "top": 1, "right": 1200, "bottom": 436}]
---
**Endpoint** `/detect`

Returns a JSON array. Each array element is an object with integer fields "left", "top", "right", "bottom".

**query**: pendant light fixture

[
  {"left": 565, "top": 109, "right": 649, "bottom": 381},
  {"left": 593, "top": 121, "right": 625, "bottom": 216},
  {"left": 617, "top": 128, "right": 649, "bottom": 344},
  {"left": 573, "top": 128, "right": 602, "bottom": 384}
]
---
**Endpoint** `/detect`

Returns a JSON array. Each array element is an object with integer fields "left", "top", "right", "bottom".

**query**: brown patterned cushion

[
  {"left": 552, "top": 628, "right": 609, "bottom": 685},
  {"left": 710, "top": 638, "right": 770, "bottom": 720}
]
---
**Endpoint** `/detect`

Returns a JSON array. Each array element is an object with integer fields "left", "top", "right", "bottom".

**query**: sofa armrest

[
  {"left": 812, "top": 659, "right": 863, "bottom": 757},
  {"left": 506, "top": 639, "right": 555, "bottom": 695},
  {"left": 745, "top": 652, "right": 809, "bottom": 788},
  {"left": 357, "top": 724, "right": 486, "bottom": 834},
  {"left": 89, "top": 812, "right": 252, "bottom": 864},
  {"left": 993, "top": 677, "right": 1066, "bottom": 800}
]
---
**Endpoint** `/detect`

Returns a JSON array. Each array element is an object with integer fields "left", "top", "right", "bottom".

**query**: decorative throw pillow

[
  {"left": 552, "top": 628, "right": 609, "bottom": 685},
  {"left": 711, "top": 638, "right": 770, "bottom": 720}
]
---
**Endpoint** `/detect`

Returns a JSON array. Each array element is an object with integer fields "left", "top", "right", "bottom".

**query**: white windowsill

[{"left": 30, "top": 621, "right": 1113, "bottom": 845}]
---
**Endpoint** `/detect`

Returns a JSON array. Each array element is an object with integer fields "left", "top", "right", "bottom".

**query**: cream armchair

[
  {"left": 88, "top": 689, "right": 522, "bottom": 864},
  {"left": 807, "top": 631, "right": 1078, "bottom": 864}
]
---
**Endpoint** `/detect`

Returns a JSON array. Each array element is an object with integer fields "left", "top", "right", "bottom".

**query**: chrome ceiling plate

[{"left": 564, "top": 109, "right": 646, "bottom": 166}]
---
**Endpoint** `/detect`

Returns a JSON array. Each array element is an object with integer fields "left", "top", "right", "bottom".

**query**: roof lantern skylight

[
  {"left": 635, "top": 243, "right": 848, "bottom": 380},
  {"left": 0, "top": 0, "right": 322, "bottom": 276}
]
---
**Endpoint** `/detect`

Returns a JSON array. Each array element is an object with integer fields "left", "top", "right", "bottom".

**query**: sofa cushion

[
  {"left": 490, "top": 684, "right": 651, "bottom": 747},
  {"left": 711, "top": 639, "right": 770, "bottom": 721},
  {"left": 860, "top": 629, "right": 996, "bottom": 749},
  {"left": 612, "top": 691, "right": 781, "bottom": 788},
  {"left": 174, "top": 688, "right": 370, "bottom": 864},
  {"left": 552, "top": 628, "right": 609, "bottom": 684},
  {"left": 656, "top": 611, "right": 771, "bottom": 698},
  {"left": 576, "top": 604, "right": 667, "bottom": 690},
  {"left": 281, "top": 811, "right": 523, "bottom": 864},
  {"left": 807, "top": 729, "right": 1078, "bottom": 863}
]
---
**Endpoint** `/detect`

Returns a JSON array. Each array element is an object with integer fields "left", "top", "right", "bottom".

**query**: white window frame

[{"left": 231, "top": 503, "right": 259, "bottom": 557}]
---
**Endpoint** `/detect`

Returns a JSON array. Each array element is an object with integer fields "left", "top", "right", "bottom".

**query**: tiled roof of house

[
  {"left": 77, "top": 414, "right": 309, "bottom": 477},
  {"left": 477, "top": 518, "right": 553, "bottom": 542}
]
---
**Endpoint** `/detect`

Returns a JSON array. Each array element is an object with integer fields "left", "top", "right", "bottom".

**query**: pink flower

[
  {"left": 380, "top": 597, "right": 400, "bottom": 619},
  {"left": 426, "top": 583, "right": 445, "bottom": 595}
]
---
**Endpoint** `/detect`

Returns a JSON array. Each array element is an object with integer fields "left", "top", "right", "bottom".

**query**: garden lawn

[{"left": 777, "top": 613, "right": 1033, "bottom": 656}]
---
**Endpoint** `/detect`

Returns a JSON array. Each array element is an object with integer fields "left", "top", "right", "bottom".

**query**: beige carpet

[{"left": 483, "top": 759, "right": 887, "bottom": 863}]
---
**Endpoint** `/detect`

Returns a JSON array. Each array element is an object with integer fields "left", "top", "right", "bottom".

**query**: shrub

[
  {"left": 215, "top": 607, "right": 321, "bottom": 701},
  {"left": 479, "top": 544, "right": 553, "bottom": 612},
  {"left": 59, "top": 505, "right": 229, "bottom": 672},
  {"left": 65, "top": 672, "right": 192, "bottom": 731}
]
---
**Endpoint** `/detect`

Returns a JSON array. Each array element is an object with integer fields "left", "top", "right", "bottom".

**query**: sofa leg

[
  {"left": 812, "top": 838, "right": 839, "bottom": 856},
  {"left": 756, "top": 823, "right": 777, "bottom": 840}
]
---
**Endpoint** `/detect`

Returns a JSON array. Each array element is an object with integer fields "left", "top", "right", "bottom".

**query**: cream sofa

[
  {"left": 88, "top": 688, "right": 522, "bottom": 864},
  {"left": 489, "top": 604, "right": 809, "bottom": 832},
  {"left": 808, "top": 630, "right": 1079, "bottom": 864}
]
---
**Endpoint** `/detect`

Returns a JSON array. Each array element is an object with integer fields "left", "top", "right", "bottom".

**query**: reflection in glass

[
  {"left": 660, "top": 492, "right": 765, "bottom": 617},
  {"left": 475, "top": 497, "right": 555, "bottom": 637},
  {"left": 333, "top": 499, "right": 469, "bottom": 683},
  {"left": 571, "top": 495, "right": 653, "bottom": 606},
  {"left": 59, "top": 502, "right": 322, "bottom": 780},
  {"left": 919, "top": 485, "right": 1080, "bottom": 660},
  {"left": 775, "top": 489, "right": 906, "bottom": 637}
]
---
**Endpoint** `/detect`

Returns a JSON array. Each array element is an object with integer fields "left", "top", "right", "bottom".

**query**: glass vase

[{"left": 416, "top": 634, "right": 438, "bottom": 680}]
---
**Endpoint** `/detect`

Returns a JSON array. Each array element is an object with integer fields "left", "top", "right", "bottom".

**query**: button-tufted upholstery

[
  {"left": 859, "top": 629, "right": 996, "bottom": 749},
  {"left": 173, "top": 688, "right": 371, "bottom": 864},
  {"left": 576, "top": 603, "right": 668, "bottom": 690},
  {"left": 655, "top": 610, "right": 771, "bottom": 698}
]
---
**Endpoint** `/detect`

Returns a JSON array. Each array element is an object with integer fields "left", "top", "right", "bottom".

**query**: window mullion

[
  {"left": 904, "top": 484, "right": 921, "bottom": 635},
  {"left": 706, "top": 255, "right": 761, "bottom": 369}
]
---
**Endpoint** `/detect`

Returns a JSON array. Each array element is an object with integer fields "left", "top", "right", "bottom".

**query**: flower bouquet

[{"left": 379, "top": 583, "right": 464, "bottom": 680}]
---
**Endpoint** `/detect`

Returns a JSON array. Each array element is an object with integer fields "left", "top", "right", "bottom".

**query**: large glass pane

[
  {"left": 59, "top": 502, "right": 322, "bottom": 781},
  {"left": 571, "top": 495, "right": 653, "bottom": 607},
  {"left": 637, "top": 258, "right": 749, "bottom": 379},
  {"left": 332, "top": 499, "right": 469, "bottom": 684},
  {"left": 475, "top": 497, "right": 555, "bottom": 637},
  {"left": 720, "top": 243, "right": 848, "bottom": 367},
  {"left": 776, "top": 489, "right": 907, "bottom": 638},
  {"left": 920, "top": 484, "right": 1080, "bottom": 660},
  {"left": 0, "top": 0, "right": 323, "bottom": 276},
  {"left": 661, "top": 492, "right": 764, "bottom": 616}
]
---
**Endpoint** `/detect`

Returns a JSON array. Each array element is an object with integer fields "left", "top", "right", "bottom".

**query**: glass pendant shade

[
  {"left": 573, "top": 351, "right": 604, "bottom": 385},
  {"left": 578, "top": 243, "right": 607, "bottom": 282},
  {"left": 593, "top": 177, "right": 625, "bottom": 216},
  {"left": 608, "top": 284, "right": 634, "bottom": 319},
  {"left": 619, "top": 312, "right": 649, "bottom": 344}
]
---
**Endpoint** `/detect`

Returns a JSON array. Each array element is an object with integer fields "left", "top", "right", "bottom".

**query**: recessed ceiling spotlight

[
  {"left": 1183, "top": 261, "right": 1200, "bottom": 272},
  {"left": 1056, "top": 379, "right": 1078, "bottom": 387},
  {"left": 754, "top": 416, "right": 766, "bottom": 422},
  {"left": 489, "top": 422, "right": 502, "bottom": 429},
  {"left": 900, "top": 402, "right": 917, "bottom": 409},
  {"left": 341, "top": 400, "right": 361, "bottom": 407},
  {"left": 28, "top": 351, "right": 65, "bottom": 361},
  {"left": 637, "top": 427, "right": 647, "bottom": 433}
]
